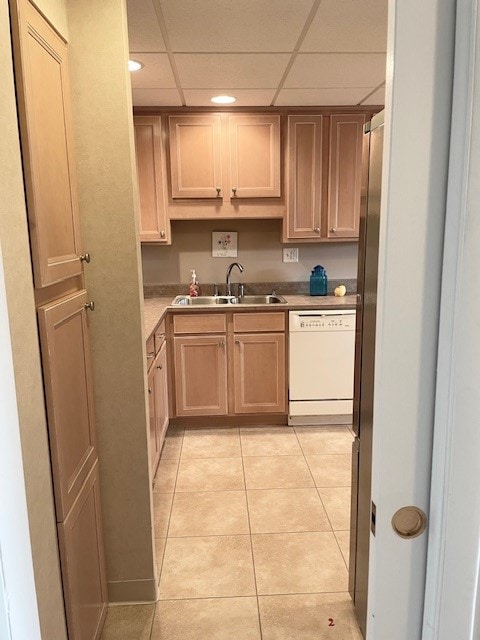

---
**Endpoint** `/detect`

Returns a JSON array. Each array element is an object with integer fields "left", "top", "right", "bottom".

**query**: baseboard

[
  {"left": 107, "top": 578, "right": 158, "bottom": 603},
  {"left": 170, "top": 414, "right": 288, "bottom": 428},
  {"left": 288, "top": 414, "right": 352, "bottom": 426}
]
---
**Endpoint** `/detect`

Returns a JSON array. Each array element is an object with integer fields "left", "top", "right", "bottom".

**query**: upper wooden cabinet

[
  {"left": 10, "top": 0, "right": 84, "bottom": 287},
  {"left": 228, "top": 115, "right": 281, "bottom": 198},
  {"left": 285, "top": 115, "right": 327, "bottom": 240},
  {"left": 134, "top": 116, "right": 170, "bottom": 243},
  {"left": 327, "top": 114, "right": 368, "bottom": 239},
  {"left": 168, "top": 114, "right": 281, "bottom": 200}
]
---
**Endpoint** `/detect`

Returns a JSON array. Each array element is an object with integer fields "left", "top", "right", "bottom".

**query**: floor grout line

[{"left": 239, "top": 428, "right": 264, "bottom": 640}]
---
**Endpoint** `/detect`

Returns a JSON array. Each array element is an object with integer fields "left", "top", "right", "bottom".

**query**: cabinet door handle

[
  {"left": 148, "top": 387, "right": 152, "bottom": 394},
  {"left": 232, "top": 187, "right": 237, "bottom": 197},
  {"left": 235, "top": 339, "right": 240, "bottom": 345},
  {"left": 329, "top": 227, "right": 337, "bottom": 233},
  {"left": 80, "top": 252, "right": 91, "bottom": 263},
  {"left": 156, "top": 364, "right": 162, "bottom": 370},
  {"left": 314, "top": 227, "right": 320, "bottom": 234},
  {"left": 160, "top": 230, "right": 166, "bottom": 238},
  {"left": 216, "top": 187, "right": 222, "bottom": 197},
  {"left": 219, "top": 341, "right": 225, "bottom": 348},
  {"left": 84, "top": 301, "right": 95, "bottom": 311}
]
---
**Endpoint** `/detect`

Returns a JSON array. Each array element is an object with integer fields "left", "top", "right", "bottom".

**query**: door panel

[
  {"left": 37, "top": 290, "right": 97, "bottom": 521},
  {"left": 155, "top": 342, "right": 169, "bottom": 452},
  {"left": 57, "top": 463, "right": 107, "bottom": 640},
  {"left": 148, "top": 365, "right": 159, "bottom": 477},
  {"left": 174, "top": 335, "right": 227, "bottom": 416},
  {"left": 10, "top": 0, "right": 83, "bottom": 287},
  {"left": 233, "top": 333, "right": 286, "bottom": 413},
  {"left": 229, "top": 115, "right": 281, "bottom": 198}
]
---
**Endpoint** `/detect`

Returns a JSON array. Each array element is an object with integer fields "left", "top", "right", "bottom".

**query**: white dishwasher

[{"left": 288, "top": 309, "right": 356, "bottom": 425}]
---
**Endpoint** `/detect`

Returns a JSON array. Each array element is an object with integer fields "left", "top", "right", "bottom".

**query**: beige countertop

[{"left": 144, "top": 294, "right": 357, "bottom": 339}]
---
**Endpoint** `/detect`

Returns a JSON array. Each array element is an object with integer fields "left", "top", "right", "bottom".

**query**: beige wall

[
  {"left": 67, "top": 0, "right": 156, "bottom": 602},
  {"left": 32, "top": 0, "right": 67, "bottom": 36},
  {"left": 0, "top": 0, "right": 68, "bottom": 638},
  {"left": 142, "top": 219, "right": 358, "bottom": 286}
]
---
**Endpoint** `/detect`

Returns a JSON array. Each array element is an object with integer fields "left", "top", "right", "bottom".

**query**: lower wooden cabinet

[
  {"left": 171, "top": 311, "right": 286, "bottom": 418},
  {"left": 147, "top": 365, "right": 159, "bottom": 476},
  {"left": 233, "top": 333, "right": 286, "bottom": 414},
  {"left": 57, "top": 463, "right": 107, "bottom": 640},
  {"left": 173, "top": 335, "right": 228, "bottom": 416},
  {"left": 147, "top": 331, "right": 170, "bottom": 476}
]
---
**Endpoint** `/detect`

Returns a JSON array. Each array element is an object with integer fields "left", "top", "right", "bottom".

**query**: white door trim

[{"left": 423, "top": 1, "right": 480, "bottom": 638}]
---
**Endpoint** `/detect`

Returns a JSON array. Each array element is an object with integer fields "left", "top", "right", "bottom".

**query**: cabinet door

[
  {"left": 233, "top": 333, "right": 286, "bottom": 414},
  {"left": 134, "top": 116, "right": 170, "bottom": 243},
  {"left": 327, "top": 114, "right": 367, "bottom": 239},
  {"left": 229, "top": 115, "right": 281, "bottom": 198},
  {"left": 10, "top": 0, "right": 83, "bottom": 287},
  {"left": 57, "top": 463, "right": 107, "bottom": 640},
  {"left": 174, "top": 335, "right": 227, "bottom": 416},
  {"left": 148, "top": 365, "right": 159, "bottom": 477},
  {"left": 286, "top": 115, "right": 326, "bottom": 239},
  {"left": 37, "top": 290, "right": 97, "bottom": 521},
  {"left": 154, "top": 341, "right": 169, "bottom": 452},
  {"left": 169, "top": 115, "right": 223, "bottom": 198}
]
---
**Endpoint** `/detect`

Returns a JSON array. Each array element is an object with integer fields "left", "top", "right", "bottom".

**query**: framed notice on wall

[{"left": 212, "top": 231, "right": 238, "bottom": 258}]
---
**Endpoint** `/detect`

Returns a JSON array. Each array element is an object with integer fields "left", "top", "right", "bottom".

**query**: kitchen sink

[{"left": 171, "top": 294, "right": 287, "bottom": 306}]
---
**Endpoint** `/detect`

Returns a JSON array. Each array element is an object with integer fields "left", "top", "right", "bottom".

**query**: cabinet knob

[
  {"left": 80, "top": 252, "right": 91, "bottom": 263},
  {"left": 157, "top": 364, "right": 162, "bottom": 370},
  {"left": 216, "top": 187, "right": 222, "bottom": 197},
  {"left": 160, "top": 230, "right": 166, "bottom": 238},
  {"left": 219, "top": 341, "right": 225, "bottom": 348},
  {"left": 84, "top": 301, "right": 95, "bottom": 311},
  {"left": 232, "top": 187, "right": 237, "bottom": 197},
  {"left": 148, "top": 387, "right": 152, "bottom": 394},
  {"left": 329, "top": 227, "right": 337, "bottom": 233},
  {"left": 314, "top": 227, "right": 320, "bottom": 234},
  {"left": 235, "top": 339, "right": 240, "bottom": 345}
]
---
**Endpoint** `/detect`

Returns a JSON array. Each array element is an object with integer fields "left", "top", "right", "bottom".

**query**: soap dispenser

[
  {"left": 189, "top": 269, "right": 200, "bottom": 297},
  {"left": 310, "top": 265, "right": 328, "bottom": 296}
]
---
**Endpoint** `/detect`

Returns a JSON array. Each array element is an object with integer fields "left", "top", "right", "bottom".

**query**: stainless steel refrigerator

[{"left": 349, "top": 110, "right": 384, "bottom": 636}]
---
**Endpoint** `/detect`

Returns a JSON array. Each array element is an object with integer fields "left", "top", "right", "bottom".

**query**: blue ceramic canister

[{"left": 310, "top": 265, "right": 328, "bottom": 296}]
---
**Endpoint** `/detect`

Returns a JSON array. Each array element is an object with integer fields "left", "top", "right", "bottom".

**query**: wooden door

[
  {"left": 57, "top": 463, "right": 107, "bottom": 640},
  {"left": 148, "top": 365, "right": 159, "bottom": 477},
  {"left": 10, "top": 0, "right": 83, "bottom": 287},
  {"left": 169, "top": 115, "right": 223, "bottom": 198},
  {"left": 228, "top": 115, "right": 281, "bottom": 198},
  {"left": 286, "top": 115, "right": 327, "bottom": 239},
  {"left": 173, "top": 335, "right": 227, "bottom": 416},
  {"left": 134, "top": 116, "right": 170, "bottom": 243},
  {"left": 37, "top": 290, "right": 97, "bottom": 521},
  {"left": 154, "top": 341, "right": 169, "bottom": 453},
  {"left": 233, "top": 333, "right": 286, "bottom": 414},
  {"left": 327, "top": 114, "right": 367, "bottom": 239}
]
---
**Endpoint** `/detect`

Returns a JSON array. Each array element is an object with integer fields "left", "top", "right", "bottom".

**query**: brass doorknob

[
  {"left": 84, "top": 301, "right": 95, "bottom": 311},
  {"left": 80, "top": 252, "right": 91, "bottom": 263},
  {"left": 391, "top": 506, "right": 427, "bottom": 539}
]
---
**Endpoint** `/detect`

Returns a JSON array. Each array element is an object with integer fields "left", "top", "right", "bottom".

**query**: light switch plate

[{"left": 283, "top": 247, "right": 299, "bottom": 263}]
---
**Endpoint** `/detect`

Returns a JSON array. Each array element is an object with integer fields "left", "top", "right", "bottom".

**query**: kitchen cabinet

[
  {"left": 284, "top": 112, "right": 371, "bottom": 243},
  {"left": 168, "top": 114, "right": 281, "bottom": 200},
  {"left": 232, "top": 312, "right": 286, "bottom": 414},
  {"left": 327, "top": 114, "right": 368, "bottom": 239},
  {"left": 134, "top": 116, "right": 170, "bottom": 243},
  {"left": 10, "top": 0, "right": 84, "bottom": 287},
  {"left": 285, "top": 115, "right": 328, "bottom": 240},
  {"left": 57, "top": 463, "right": 107, "bottom": 640},
  {"left": 171, "top": 311, "right": 286, "bottom": 418},
  {"left": 146, "top": 320, "right": 169, "bottom": 475}
]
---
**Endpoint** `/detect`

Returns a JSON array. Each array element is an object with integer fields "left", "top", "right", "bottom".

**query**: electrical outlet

[{"left": 283, "top": 247, "right": 299, "bottom": 263}]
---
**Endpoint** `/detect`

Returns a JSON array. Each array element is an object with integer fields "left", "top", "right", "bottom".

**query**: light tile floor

[{"left": 100, "top": 425, "right": 362, "bottom": 639}]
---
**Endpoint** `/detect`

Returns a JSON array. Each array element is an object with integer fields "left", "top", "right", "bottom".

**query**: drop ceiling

[{"left": 127, "top": 0, "right": 387, "bottom": 108}]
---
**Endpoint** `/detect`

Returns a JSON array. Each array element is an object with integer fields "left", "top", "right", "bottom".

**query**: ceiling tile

[
  {"left": 360, "top": 86, "right": 386, "bottom": 105},
  {"left": 301, "top": 0, "right": 388, "bottom": 52},
  {"left": 129, "top": 53, "right": 177, "bottom": 88},
  {"left": 183, "top": 89, "right": 276, "bottom": 107},
  {"left": 175, "top": 53, "right": 291, "bottom": 89},
  {"left": 159, "top": 0, "right": 314, "bottom": 52},
  {"left": 285, "top": 53, "right": 386, "bottom": 88},
  {"left": 275, "top": 87, "right": 377, "bottom": 106},
  {"left": 132, "top": 89, "right": 182, "bottom": 106},
  {"left": 126, "top": 0, "right": 166, "bottom": 52}
]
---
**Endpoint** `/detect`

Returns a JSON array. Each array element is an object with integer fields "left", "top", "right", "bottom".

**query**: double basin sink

[{"left": 172, "top": 294, "right": 287, "bottom": 306}]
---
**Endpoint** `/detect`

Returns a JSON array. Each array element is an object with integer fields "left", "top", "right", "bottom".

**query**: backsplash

[{"left": 142, "top": 219, "right": 358, "bottom": 287}]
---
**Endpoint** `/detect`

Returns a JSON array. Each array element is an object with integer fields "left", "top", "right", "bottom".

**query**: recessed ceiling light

[
  {"left": 128, "top": 59, "right": 144, "bottom": 72},
  {"left": 210, "top": 95, "right": 236, "bottom": 105}
]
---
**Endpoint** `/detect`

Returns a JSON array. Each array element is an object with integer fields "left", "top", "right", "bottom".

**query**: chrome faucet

[{"left": 226, "top": 262, "right": 244, "bottom": 296}]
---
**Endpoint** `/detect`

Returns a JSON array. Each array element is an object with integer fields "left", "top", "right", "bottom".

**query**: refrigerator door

[{"left": 350, "top": 110, "right": 384, "bottom": 636}]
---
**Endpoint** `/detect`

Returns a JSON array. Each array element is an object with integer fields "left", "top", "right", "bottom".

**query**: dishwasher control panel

[{"left": 289, "top": 310, "right": 356, "bottom": 332}]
